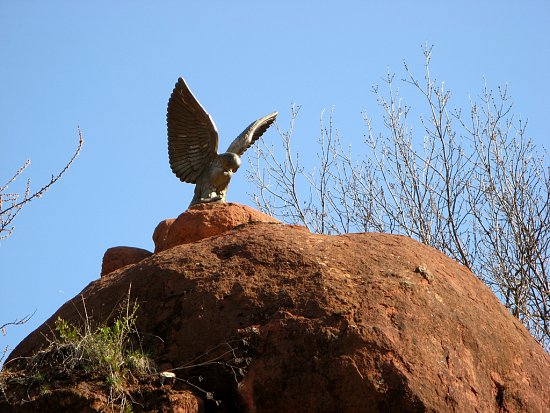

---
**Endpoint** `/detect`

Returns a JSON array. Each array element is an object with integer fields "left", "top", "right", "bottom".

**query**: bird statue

[{"left": 166, "top": 77, "right": 278, "bottom": 206}]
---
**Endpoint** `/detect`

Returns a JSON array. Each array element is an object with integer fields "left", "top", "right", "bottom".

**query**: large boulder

[{"left": 5, "top": 204, "right": 550, "bottom": 412}]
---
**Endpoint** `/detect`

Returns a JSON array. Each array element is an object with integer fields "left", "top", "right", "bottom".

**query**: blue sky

[{"left": 1, "top": 2, "right": 549, "bottom": 360}]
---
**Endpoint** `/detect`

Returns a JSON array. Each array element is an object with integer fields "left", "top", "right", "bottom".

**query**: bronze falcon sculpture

[{"left": 167, "top": 77, "right": 277, "bottom": 206}]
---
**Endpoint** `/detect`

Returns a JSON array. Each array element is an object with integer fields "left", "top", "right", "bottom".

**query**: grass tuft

[{"left": 2, "top": 287, "right": 155, "bottom": 412}]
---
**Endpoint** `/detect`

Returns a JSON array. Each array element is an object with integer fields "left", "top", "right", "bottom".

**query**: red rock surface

[
  {"left": 152, "top": 202, "right": 280, "bottom": 253},
  {"left": 5, "top": 208, "right": 550, "bottom": 412},
  {"left": 0, "top": 377, "right": 202, "bottom": 413},
  {"left": 101, "top": 246, "right": 153, "bottom": 276}
]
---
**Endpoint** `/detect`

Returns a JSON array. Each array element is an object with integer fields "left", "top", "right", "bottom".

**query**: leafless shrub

[
  {"left": 248, "top": 46, "right": 549, "bottom": 351},
  {"left": 1, "top": 129, "right": 83, "bottom": 367},
  {"left": 0, "top": 313, "right": 35, "bottom": 365},
  {"left": 0, "top": 128, "right": 83, "bottom": 241}
]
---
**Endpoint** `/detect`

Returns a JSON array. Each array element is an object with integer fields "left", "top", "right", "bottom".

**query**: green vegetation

[
  {"left": 1, "top": 294, "right": 155, "bottom": 412},
  {"left": 50, "top": 299, "right": 153, "bottom": 410}
]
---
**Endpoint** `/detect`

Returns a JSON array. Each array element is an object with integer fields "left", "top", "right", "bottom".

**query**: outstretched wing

[
  {"left": 167, "top": 77, "right": 218, "bottom": 183},
  {"left": 226, "top": 111, "right": 278, "bottom": 156}
]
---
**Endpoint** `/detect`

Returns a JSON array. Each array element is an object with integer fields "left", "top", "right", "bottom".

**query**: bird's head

[{"left": 219, "top": 152, "right": 241, "bottom": 173}]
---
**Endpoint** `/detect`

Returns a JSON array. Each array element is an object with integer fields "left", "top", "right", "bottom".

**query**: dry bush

[
  {"left": 248, "top": 46, "right": 550, "bottom": 351},
  {"left": 1, "top": 129, "right": 83, "bottom": 367},
  {"left": 0, "top": 129, "right": 83, "bottom": 241}
]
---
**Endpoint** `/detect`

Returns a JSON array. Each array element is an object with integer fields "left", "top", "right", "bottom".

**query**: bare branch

[
  {"left": 248, "top": 51, "right": 549, "bottom": 351},
  {"left": 1, "top": 311, "right": 36, "bottom": 364},
  {"left": 0, "top": 128, "right": 83, "bottom": 240}
]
